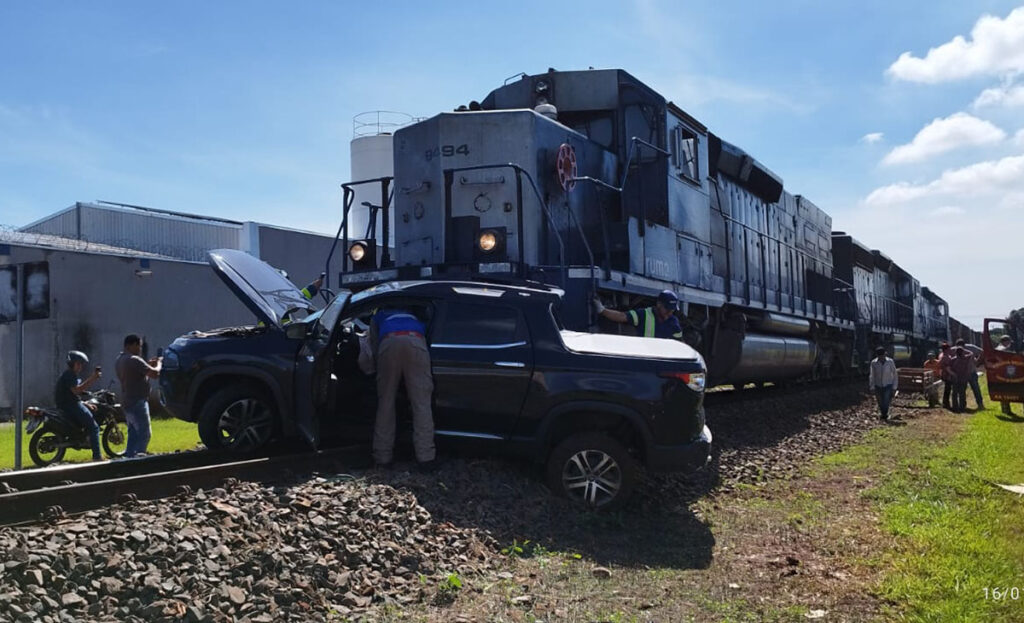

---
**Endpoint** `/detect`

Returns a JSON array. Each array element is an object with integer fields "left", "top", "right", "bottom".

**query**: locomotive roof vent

[{"left": 534, "top": 101, "right": 558, "bottom": 120}]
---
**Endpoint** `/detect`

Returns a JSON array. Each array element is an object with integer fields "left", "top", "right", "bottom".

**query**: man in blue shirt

[
  {"left": 593, "top": 290, "right": 684, "bottom": 340},
  {"left": 368, "top": 307, "right": 436, "bottom": 472}
]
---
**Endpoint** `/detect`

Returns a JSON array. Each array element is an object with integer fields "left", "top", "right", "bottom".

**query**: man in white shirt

[{"left": 869, "top": 346, "right": 899, "bottom": 421}]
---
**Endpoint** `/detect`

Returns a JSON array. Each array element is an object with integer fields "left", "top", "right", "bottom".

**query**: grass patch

[
  {"left": 820, "top": 382, "right": 1024, "bottom": 622},
  {"left": 0, "top": 417, "right": 201, "bottom": 470}
]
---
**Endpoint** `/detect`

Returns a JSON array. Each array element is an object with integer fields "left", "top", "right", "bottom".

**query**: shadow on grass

[{"left": 995, "top": 413, "right": 1024, "bottom": 423}]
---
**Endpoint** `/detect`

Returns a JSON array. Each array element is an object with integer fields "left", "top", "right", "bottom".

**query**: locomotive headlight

[
  {"left": 478, "top": 231, "right": 498, "bottom": 253},
  {"left": 349, "top": 242, "right": 367, "bottom": 262}
]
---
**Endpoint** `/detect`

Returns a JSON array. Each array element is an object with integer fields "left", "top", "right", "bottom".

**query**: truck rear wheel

[
  {"left": 546, "top": 432, "right": 637, "bottom": 511},
  {"left": 198, "top": 384, "right": 277, "bottom": 453}
]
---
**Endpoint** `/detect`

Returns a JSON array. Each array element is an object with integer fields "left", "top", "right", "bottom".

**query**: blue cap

[{"left": 657, "top": 290, "right": 678, "bottom": 310}]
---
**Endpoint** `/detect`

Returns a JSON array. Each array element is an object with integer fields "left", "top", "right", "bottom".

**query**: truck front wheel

[
  {"left": 546, "top": 432, "right": 637, "bottom": 511},
  {"left": 197, "top": 384, "right": 277, "bottom": 453}
]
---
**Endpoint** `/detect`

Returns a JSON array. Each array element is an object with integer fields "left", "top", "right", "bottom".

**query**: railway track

[
  {"left": 703, "top": 377, "right": 862, "bottom": 407},
  {"left": 0, "top": 445, "right": 367, "bottom": 527}
]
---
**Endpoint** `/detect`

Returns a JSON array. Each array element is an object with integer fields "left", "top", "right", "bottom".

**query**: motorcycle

[{"left": 24, "top": 389, "right": 128, "bottom": 467}]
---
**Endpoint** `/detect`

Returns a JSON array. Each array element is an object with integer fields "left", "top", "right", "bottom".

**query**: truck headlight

[
  {"left": 162, "top": 349, "right": 180, "bottom": 370},
  {"left": 660, "top": 371, "right": 706, "bottom": 392}
]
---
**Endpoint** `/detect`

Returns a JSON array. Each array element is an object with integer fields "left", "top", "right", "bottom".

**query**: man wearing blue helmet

[
  {"left": 593, "top": 290, "right": 684, "bottom": 341},
  {"left": 55, "top": 350, "right": 103, "bottom": 461}
]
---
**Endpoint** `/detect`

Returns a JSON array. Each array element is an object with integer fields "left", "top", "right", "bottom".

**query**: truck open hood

[
  {"left": 560, "top": 331, "right": 704, "bottom": 364},
  {"left": 207, "top": 249, "right": 314, "bottom": 328}
]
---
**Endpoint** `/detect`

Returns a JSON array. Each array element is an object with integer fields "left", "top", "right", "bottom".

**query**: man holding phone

[{"left": 116, "top": 334, "right": 162, "bottom": 458}]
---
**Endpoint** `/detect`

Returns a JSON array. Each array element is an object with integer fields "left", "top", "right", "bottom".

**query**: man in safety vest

[
  {"left": 300, "top": 273, "right": 325, "bottom": 301},
  {"left": 593, "top": 290, "right": 684, "bottom": 340}
]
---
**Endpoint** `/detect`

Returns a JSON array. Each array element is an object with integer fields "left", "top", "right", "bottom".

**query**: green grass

[
  {"left": 0, "top": 417, "right": 201, "bottom": 470},
  {"left": 823, "top": 382, "right": 1024, "bottom": 622}
]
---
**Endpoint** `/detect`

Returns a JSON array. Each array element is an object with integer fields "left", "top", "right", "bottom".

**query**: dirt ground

[{"left": 380, "top": 385, "right": 961, "bottom": 623}]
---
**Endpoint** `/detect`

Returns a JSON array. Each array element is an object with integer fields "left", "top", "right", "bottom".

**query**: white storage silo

[{"left": 349, "top": 112, "right": 415, "bottom": 251}]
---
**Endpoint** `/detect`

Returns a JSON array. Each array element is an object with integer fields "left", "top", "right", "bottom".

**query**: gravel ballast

[{"left": 0, "top": 383, "right": 907, "bottom": 621}]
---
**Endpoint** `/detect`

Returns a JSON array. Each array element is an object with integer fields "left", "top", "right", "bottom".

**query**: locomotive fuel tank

[
  {"left": 725, "top": 333, "right": 818, "bottom": 384},
  {"left": 753, "top": 312, "right": 812, "bottom": 336},
  {"left": 892, "top": 344, "right": 911, "bottom": 362}
]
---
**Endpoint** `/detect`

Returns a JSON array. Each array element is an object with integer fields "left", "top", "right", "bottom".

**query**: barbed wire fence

[{"left": 0, "top": 224, "right": 210, "bottom": 262}]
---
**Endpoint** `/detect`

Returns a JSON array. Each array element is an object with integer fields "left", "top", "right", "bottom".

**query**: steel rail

[
  {"left": 0, "top": 446, "right": 365, "bottom": 527},
  {"left": 0, "top": 450, "right": 230, "bottom": 493}
]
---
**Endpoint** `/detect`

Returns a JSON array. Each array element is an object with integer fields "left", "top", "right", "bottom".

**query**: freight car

[{"left": 333, "top": 68, "right": 962, "bottom": 386}]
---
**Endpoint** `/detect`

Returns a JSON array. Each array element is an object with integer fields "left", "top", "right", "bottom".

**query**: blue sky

[{"left": 2, "top": 1, "right": 1022, "bottom": 328}]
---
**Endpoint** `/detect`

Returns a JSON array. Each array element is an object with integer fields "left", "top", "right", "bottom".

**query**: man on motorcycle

[{"left": 55, "top": 351, "right": 103, "bottom": 460}]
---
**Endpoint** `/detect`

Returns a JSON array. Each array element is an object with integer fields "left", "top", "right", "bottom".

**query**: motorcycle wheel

[
  {"left": 102, "top": 421, "right": 128, "bottom": 458},
  {"left": 29, "top": 426, "right": 67, "bottom": 467}
]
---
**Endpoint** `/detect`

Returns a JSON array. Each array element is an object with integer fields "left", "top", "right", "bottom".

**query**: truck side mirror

[{"left": 285, "top": 322, "right": 311, "bottom": 340}]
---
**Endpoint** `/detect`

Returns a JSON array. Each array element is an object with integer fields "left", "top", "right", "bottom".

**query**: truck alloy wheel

[
  {"left": 546, "top": 432, "right": 636, "bottom": 511},
  {"left": 198, "top": 385, "right": 276, "bottom": 452}
]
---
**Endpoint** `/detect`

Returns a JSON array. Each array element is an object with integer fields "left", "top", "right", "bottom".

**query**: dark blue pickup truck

[{"left": 161, "top": 249, "right": 711, "bottom": 509}]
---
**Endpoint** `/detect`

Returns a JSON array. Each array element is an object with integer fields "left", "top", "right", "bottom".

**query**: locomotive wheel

[
  {"left": 546, "top": 432, "right": 636, "bottom": 511},
  {"left": 29, "top": 426, "right": 67, "bottom": 467},
  {"left": 102, "top": 421, "right": 128, "bottom": 458},
  {"left": 198, "top": 384, "right": 277, "bottom": 452}
]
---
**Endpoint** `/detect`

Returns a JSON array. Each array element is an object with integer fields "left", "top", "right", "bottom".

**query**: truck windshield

[{"left": 307, "top": 290, "right": 351, "bottom": 339}]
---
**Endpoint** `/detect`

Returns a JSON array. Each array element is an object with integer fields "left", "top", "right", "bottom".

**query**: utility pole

[{"left": 14, "top": 263, "right": 23, "bottom": 470}]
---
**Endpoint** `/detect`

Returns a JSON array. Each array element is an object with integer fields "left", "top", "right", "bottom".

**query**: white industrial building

[
  {"left": 1, "top": 113, "right": 401, "bottom": 419},
  {"left": 20, "top": 201, "right": 347, "bottom": 288},
  {"left": 1, "top": 203, "right": 349, "bottom": 419}
]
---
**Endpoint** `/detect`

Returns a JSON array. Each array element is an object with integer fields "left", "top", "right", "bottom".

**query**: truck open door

[{"left": 982, "top": 318, "right": 1024, "bottom": 405}]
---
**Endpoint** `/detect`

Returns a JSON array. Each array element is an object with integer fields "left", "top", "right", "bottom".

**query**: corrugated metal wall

[
  {"left": 0, "top": 244, "right": 252, "bottom": 417},
  {"left": 23, "top": 203, "right": 241, "bottom": 263}
]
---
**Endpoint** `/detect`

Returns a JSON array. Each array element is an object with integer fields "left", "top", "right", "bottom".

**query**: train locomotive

[{"left": 335, "top": 68, "right": 971, "bottom": 386}]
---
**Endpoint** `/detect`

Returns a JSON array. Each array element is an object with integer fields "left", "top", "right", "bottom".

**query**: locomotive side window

[{"left": 672, "top": 125, "right": 699, "bottom": 182}]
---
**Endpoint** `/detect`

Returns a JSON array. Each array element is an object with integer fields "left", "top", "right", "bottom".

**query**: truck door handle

[{"left": 494, "top": 361, "right": 525, "bottom": 368}]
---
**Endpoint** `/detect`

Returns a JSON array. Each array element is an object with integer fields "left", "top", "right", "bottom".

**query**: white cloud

[
  {"left": 881, "top": 112, "right": 1005, "bottom": 165},
  {"left": 848, "top": 154, "right": 1024, "bottom": 331},
  {"left": 667, "top": 74, "right": 813, "bottom": 114},
  {"left": 861, "top": 132, "right": 884, "bottom": 144},
  {"left": 866, "top": 153, "right": 1024, "bottom": 206},
  {"left": 973, "top": 83, "right": 1024, "bottom": 108},
  {"left": 1016, "top": 128, "right": 1024, "bottom": 146},
  {"left": 887, "top": 7, "right": 1024, "bottom": 83}
]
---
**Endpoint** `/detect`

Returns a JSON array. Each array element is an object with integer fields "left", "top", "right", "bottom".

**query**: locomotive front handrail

[{"left": 334, "top": 176, "right": 395, "bottom": 280}]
